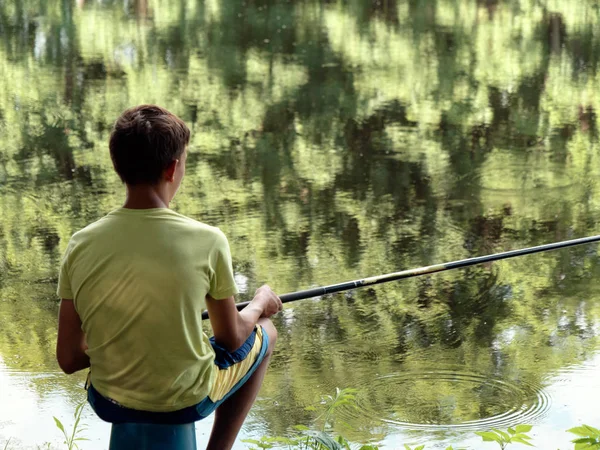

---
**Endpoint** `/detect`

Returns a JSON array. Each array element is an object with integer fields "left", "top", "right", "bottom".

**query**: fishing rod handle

[{"left": 200, "top": 287, "right": 326, "bottom": 320}]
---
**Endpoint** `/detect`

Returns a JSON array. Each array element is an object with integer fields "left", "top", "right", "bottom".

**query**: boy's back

[
  {"left": 58, "top": 207, "right": 238, "bottom": 412},
  {"left": 56, "top": 105, "right": 281, "bottom": 449}
]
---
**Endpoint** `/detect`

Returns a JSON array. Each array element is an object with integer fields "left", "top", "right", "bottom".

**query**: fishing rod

[{"left": 201, "top": 234, "right": 600, "bottom": 320}]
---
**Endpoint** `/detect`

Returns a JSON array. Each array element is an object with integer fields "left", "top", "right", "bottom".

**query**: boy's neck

[{"left": 123, "top": 184, "right": 171, "bottom": 209}]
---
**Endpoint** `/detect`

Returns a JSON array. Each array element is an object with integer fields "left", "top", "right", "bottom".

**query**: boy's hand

[
  {"left": 253, "top": 285, "right": 282, "bottom": 318},
  {"left": 207, "top": 285, "right": 281, "bottom": 351}
]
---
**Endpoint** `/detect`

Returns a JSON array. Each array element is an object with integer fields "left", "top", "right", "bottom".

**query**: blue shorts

[{"left": 87, "top": 326, "right": 269, "bottom": 424}]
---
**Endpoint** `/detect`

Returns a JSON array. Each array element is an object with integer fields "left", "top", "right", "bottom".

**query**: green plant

[
  {"left": 242, "top": 436, "right": 302, "bottom": 449},
  {"left": 53, "top": 402, "right": 88, "bottom": 450},
  {"left": 242, "top": 386, "right": 600, "bottom": 450},
  {"left": 315, "top": 387, "right": 359, "bottom": 431},
  {"left": 475, "top": 425, "right": 533, "bottom": 449},
  {"left": 243, "top": 388, "right": 376, "bottom": 450},
  {"left": 243, "top": 427, "right": 365, "bottom": 450},
  {"left": 567, "top": 425, "right": 600, "bottom": 449}
]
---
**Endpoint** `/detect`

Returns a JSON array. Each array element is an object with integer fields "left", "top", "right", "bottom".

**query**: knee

[{"left": 258, "top": 318, "right": 278, "bottom": 354}]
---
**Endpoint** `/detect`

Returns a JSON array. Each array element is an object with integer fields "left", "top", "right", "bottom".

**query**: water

[{"left": 1, "top": 0, "right": 600, "bottom": 448}]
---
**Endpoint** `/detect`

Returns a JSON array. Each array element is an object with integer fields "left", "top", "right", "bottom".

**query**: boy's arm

[
  {"left": 206, "top": 285, "right": 281, "bottom": 352},
  {"left": 56, "top": 299, "right": 90, "bottom": 374}
]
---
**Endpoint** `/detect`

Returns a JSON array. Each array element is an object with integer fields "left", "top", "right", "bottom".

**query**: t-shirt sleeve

[
  {"left": 57, "top": 240, "right": 74, "bottom": 299},
  {"left": 208, "top": 230, "right": 239, "bottom": 300}
]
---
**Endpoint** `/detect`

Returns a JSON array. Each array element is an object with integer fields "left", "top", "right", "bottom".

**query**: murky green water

[{"left": 1, "top": 0, "right": 600, "bottom": 448}]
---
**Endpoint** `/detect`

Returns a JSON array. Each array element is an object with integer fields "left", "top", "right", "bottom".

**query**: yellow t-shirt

[{"left": 57, "top": 207, "right": 239, "bottom": 412}]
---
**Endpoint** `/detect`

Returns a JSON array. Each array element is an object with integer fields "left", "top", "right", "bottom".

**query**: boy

[{"left": 56, "top": 105, "right": 281, "bottom": 449}]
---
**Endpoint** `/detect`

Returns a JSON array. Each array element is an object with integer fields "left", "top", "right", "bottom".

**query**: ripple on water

[
  {"left": 342, "top": 369, "right": 551, "bottom": 432},
  {"left": 547, "top": 356, "right": 600, "bottom": 385}
]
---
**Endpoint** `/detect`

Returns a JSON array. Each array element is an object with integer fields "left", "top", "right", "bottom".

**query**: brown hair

[{"left": 109, "top": 105, "right": 190, "bottom": 185}]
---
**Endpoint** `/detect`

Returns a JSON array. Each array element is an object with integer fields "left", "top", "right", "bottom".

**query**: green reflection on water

[{"left": 1, "top": 0, "right": 600, "bottom": 446}]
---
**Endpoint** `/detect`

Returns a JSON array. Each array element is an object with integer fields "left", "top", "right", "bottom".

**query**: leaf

[
  {"left": 580, "top": 425, "right": 600, "bottom": 435},
  {"left": 492, "top": 429, "right": 510, "bottom": 441},
  {"left": 475, "top": 431, "right": 502, "bottom": 443},
  {"left": 264, "top": 436, "right": 299, "bottom": 445},
  {"left": 304, "top": 430, "right": 344, "bottom": 450},
  {"left": 574, "top": 443, "right": 597, "bottom": 450},
  {"left": 53, "top": 417, "right": 66, "bottom": 435},
  {"left": 293, "top": 424, "right": 310, "bottom": 431},
  {"left": 508, "top": 428, "right": 516, "bottom": 435},
  {"left": 569, "top": 427, "right": 593, "bottom": 437},
  {"left": 572, "top": 438, "right": 596, "bottom": 444},
  {"left": 73, "top": 416, "right": 81, "bottom": 433},
  {"left": 74, "top": 403, "right": 84, "bottom": 419},
  {"left": 515, "top": 425, "right": 533, "bottom": 433},
  {"left": 510, "top": 437, "right": 534, "bottom": 446},
  {"left": 511, "top": 432, "right": 531, "bottom": 437},
  {"left": 335, "top": 435, "right": 352, "bottom": 450}
]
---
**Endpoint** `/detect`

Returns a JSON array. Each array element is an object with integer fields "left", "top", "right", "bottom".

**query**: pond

[{"left": 1, "top": 0, "right": 600, "bottom": 448}]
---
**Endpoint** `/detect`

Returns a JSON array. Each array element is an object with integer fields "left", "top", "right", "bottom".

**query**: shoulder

[
  {"left": 167, "top": 210, "right": 225, "bottom": 238},
  {"left": 67, "top": 214, "right": 112, "bottom": 246},
  {"left": 58, "top": 215, "right": 111, "bottom": 262},
  {"left": 70, "top": 212, "right": 116, "bottom": 240},
  {"left": 166, "top": 209, "right": 222, "bottom": 232},
  {"left": 165, "top": 210, "right": 232, "bottom": 252},
  {"left": 198, "top": 223, "right": 230, "bottom": 250}
]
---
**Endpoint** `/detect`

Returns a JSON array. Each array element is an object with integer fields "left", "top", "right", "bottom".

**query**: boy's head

[{"left": 109, "top": 105, "right": 190, "bottom": 186}]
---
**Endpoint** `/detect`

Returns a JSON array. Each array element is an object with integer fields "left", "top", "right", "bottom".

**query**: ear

[{"left": 164, "top": 159, "right": 179, "bottom": 183}]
